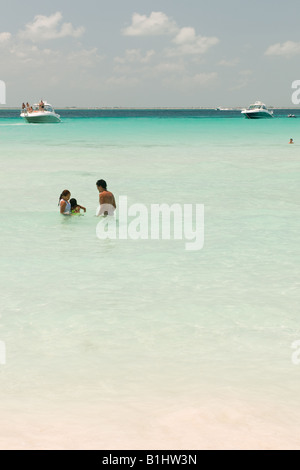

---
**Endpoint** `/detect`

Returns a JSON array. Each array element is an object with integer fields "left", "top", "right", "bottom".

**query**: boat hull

[
  {"left": 21, "top": 112, "right": 61, "bottom": 123},
  {"left": 242, "top": 111, "right": 273, "bottom": 119}
]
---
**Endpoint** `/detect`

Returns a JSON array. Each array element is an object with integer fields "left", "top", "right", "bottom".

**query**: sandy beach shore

[{"left": 1, "top": 395, "right": 300, "bottom": 450}]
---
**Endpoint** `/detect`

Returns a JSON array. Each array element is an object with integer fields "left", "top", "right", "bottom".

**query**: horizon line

[{"left": 1, "top": 106, "right": 300, "bottom": 110}]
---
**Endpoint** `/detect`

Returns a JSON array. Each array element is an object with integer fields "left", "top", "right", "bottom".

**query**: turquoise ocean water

[{"left": 1, "top": 109, "right": 300, "bottom": 449}]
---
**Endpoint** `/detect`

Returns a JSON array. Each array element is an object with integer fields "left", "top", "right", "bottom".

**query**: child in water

[{"left": 70, "top": 198, "right": 86, "bottom": 214}]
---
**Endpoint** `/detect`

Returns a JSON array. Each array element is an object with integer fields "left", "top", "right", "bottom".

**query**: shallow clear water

[{"left": 1, "top": 110, "right": 300, "bottom": 449}]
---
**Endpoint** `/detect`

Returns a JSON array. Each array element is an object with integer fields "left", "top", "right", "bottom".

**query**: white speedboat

[
  {"left": 241, "top": 101, "right": 273, "bottom": 119},
  {"left": 20, "top": 102, "right": 61, "bottom": 123}
]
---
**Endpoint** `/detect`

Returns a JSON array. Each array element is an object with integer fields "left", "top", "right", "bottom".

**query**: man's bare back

[{"left": 96, "top": 180, "right": 116, "bottom": 216}]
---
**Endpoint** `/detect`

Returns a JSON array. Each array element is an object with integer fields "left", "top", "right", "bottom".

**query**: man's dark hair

[{"left": 96, "top": 179, "right": 107, "bottom": 189}]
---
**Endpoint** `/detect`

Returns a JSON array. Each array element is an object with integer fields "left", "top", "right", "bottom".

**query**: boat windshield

[
  {"left": 248, "top": 104, "right": 266, "bottom": 110},
  {"left": 31, "top": 104, "right": 54, "bottom": 112}
]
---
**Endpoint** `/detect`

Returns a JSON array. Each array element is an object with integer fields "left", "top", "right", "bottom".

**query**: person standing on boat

[
  {"left": 96, "top": 179, "right": 116, "bottom": 216},
  {"left": 59, "top": 190, "right": 72, "bottom": 215},
  {"left": 39, "top": 100, "right": 45, "bottom": 111}
]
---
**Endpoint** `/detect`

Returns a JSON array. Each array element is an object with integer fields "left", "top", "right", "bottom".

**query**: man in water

[{"left": 96, "top": 179, "right": 116, "bottom": 216}]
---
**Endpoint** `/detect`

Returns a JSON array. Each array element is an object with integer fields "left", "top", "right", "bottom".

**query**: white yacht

[
  {"left": 241, "top": 101, "right": 273, "bottom": 119},
  {"left": 20, "top": 101, "right": 61, "bottom": 123}
]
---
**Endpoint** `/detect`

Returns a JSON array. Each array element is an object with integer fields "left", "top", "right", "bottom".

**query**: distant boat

[
  {"left": 288, "top": 114, "right": 296, "bottom": 118},
  {"left": 241, "top": 101, "right": 273, "bottom": 119},
  {"left": 20, "top": 101, "right": 61, "bottom": 123}
]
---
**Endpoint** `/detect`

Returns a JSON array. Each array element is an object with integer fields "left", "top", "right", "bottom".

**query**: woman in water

[{"left": 59, "top": 190, "right": 71, "bottom": 215}]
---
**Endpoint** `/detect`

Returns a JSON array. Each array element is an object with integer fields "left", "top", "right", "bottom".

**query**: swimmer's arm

[{"left": 78, "top": 205, "right": 86, "bottom": 213}]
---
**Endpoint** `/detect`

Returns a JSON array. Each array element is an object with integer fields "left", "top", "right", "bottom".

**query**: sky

[{"left": 0, "top": 0, "right": 300, "bottom": 107}]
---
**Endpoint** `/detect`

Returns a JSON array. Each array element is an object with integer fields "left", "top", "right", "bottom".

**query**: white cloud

[
  {"left": 0, "top": 13, "right": 98, "bottom": 82},
  {"left": 67, "top": 48, "right": 103, "bottom": 67},
  {"left": 0, "top": 32, "right": 11, "bottom": 44},
  {"left": 19, "top": 12, "right": 84, "bottom": 42},
  {"left": 173, "top": 27, "right": 196, "bottom": 45},
  {"left": 6, "top": 40, "right": 101, "bottom": 74},
  {"left": 265, "top": 41, "right": 300, "bottom": 58},
  {"left": 167, "top": 28, "right": 219, "bottom": 56},
  {"left": 122, "top": 12, "right": 219, "bottom": 61},
  {"left": 123, "top": 12, "right": 178, "bottom": 36},
  {"left": 8, "top": 43, "right": 60, "bottom": 64},
  {"left": 114, "top": 49, "right": 155, "bottom": 64}
]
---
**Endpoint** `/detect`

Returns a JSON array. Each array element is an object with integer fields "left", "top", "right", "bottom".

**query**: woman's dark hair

[
  {"left": 58, "top": 189, "right": 70, "bottom": 205},
  {"left": 70, "top": 198, "right": 77, "bottom": 209},
  {"left": 96, "top": 179, "right": 107, "bottom": 190}
]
